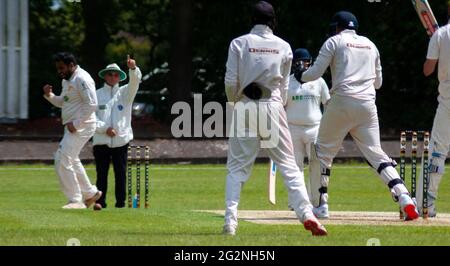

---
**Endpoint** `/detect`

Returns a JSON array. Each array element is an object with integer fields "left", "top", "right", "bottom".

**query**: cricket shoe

[
  {"left": 423, "top": 192, "right": 437, "bottom": 218},
  {"left": 419, "top": 199, "right": 437, "bottom": 218},
  {"left": 84, "top": 191, "right": 103, "bottom": 209},
  {"left": 399, "top": 194, "right": 419, "bottom": 221},
  {"left": 222, "top": 224, "right": 237, "bottom": 236},
  {"left": 302, "top": 212, "right": 328, "bottom": 236},
  {"left": 62, "top": 202, "right": 87, "bottom": 209},
  {"left": 312, "top": 204, "right": 329, "bottom": 219},
  {"left": 426, "top": 202, "right": 437, "bottom": 218}
]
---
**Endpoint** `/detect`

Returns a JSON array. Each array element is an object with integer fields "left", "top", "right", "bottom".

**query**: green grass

[{"left": 1, "top": 163, "right": 450, "bottom": 246}]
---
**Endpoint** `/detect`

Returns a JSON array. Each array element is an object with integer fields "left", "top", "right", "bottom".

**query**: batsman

[
  {"left": 300, "top": 11, "right": 419, "bottom": 220},
  {"left": 419, "top": 2, "right": 450, "bottom": 217}
]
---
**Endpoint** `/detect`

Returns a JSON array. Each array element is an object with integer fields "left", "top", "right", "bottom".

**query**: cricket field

[{"left": 1, "top": 163, "right": 450, "bottom": 246}]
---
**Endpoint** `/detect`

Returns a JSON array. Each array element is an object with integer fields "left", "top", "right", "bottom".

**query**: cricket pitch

[{"left": 202, "top": 210, "right": 450, "bottom": 226}]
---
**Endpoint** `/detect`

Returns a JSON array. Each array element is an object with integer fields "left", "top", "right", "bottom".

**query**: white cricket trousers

[
  {"left": 224, "top": 100, "right": 313, "bottom": 228},
  {"left": 289, "top": 124, "right": 319, "bottom": 170},
  {"left": 418, "top": 102, "right": 450, "bottom": 203},
  {"left": 312, "top": 95, "right": 408, "bottom": 203},
  {"left": 54, "top": 124, "right": 98, "bottom": 203}
]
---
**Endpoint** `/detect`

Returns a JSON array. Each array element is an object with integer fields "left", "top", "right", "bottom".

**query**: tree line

[{"left": 30, "top": 0, "right": 450, "bottom": 134}]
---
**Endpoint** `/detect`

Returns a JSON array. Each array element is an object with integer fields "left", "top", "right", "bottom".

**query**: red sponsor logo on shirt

[
  {"left": 249, "top": 48, "right": 280, "bottom": 54},
  {"left": 346, "top": 43, "right": 371, "bottom": 49}
]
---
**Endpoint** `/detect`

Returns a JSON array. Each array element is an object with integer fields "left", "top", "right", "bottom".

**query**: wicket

[
  {"left": 399, "top": 130, "right": 430, "bottom": 219},
  {"left": 127, "top": 145, "right": 150, "bottom": 208}
]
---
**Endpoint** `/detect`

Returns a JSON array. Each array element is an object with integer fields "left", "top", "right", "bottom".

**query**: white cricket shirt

[
  {"left": 44, "top": 66, "right": 98, "bottom": 129},
  {"left": 302, "top": 30, "right": 382, "bottom": 101},
  {"left": 427, "top": 24, "right": 450, "bottom": 103},
  {"left": 286, "top": 76, "right": 330, "bottom": 126},
  {"left": 225, "top": 25, "right": 293, "bottom": 104}
]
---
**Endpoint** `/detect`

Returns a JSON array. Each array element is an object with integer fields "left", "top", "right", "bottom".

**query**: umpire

[{"left": 93, "top": 55, "right": 142, "bottom": 208}]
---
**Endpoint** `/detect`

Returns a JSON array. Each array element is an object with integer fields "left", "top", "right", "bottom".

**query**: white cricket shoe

[
  {"left": 302, "top": 212, "right": 328, "bottom": 236},
  {"left": 222, "top": 224, "right": 237, "bottom": 236},
  {"left": 84, "top": 191, "right": 102, "bottom": 208},
  {"left": 312, "top": 204, "right": 329, "bottom": 219},
  {"left": 62, "top": 202, "right": 87, "bottom": 209},
  {"left": 399, "top": 194, "right": 419, "bottom": 221}
]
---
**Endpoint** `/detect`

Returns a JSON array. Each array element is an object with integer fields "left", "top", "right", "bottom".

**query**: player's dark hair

[
  {"left": 251, "top": 1, "right": 276, "bottom": 30},
  {"left": 53, "top": 52, "right": 77, "bottom": 65}
]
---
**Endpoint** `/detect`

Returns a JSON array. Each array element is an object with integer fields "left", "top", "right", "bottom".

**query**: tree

[
  {"left": 168, "top": 0, "right": 194, "bottom": 104},
  {"left": 29, "top": 0, "right": 84, "bottom": 118},
  {"left": 117, "top": 0, "right": 171, "bottom": 69},
  {"left": 28, "top": 0, "right": 449, "bottom": 133},
  {"left": 80, "top": 0, "right": 115, "bottom": 86}
]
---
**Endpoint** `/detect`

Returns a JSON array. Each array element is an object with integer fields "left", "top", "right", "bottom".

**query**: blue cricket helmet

[
  {"left": 330, "top": 11, "right": 359, "bottom": 31},
  {"left": 293, "top": 48, "right": 312, "bottom": 61}
]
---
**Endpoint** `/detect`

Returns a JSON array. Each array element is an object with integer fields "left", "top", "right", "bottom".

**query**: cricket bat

[
  {"left": 411, "top": 0, "right": 440, "bottom": 37},
  {"left": 268, "top": 159, "right": 277, "bottom": 205}
]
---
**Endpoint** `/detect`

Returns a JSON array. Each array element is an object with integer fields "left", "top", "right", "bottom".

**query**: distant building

[{"left": 0, "top": 0, "right": 29, "bottom": 122}]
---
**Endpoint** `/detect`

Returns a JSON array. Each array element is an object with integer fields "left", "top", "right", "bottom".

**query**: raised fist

[{"left": 43, "top": 84, "right": 53, "bottom": 97}]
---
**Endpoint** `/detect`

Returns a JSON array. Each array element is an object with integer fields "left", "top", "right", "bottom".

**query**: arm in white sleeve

[
  {"left": 374, "top": 48, "right": 383, "bottom": 90},
  {"left": 320, "top": 78, "right": 331, "bottom": 104},
  {"left": 224, "top": 39, "right": 241, "bottom": 102},
  {"left": 426, "top": 31, "right": 440, "bottom": 60},
  {"left": 424, "top": 31, "right": 439, "bottom": 76},
  {"left": 73, "top": 79, "right": 98, "bottom": 129},
  {"left": 285, "top": 80, "right": 293, "bottom": 109},
  {"left": 95, "top": 114, "right": 109, "bottom": 134},
  {"left": 43, "top": 93, "right": 64, "bottom": 108},
  {"left": 302, "top": 39, "right": 335, "bottom": 83},
  {"left": 123, "top": 67, "right": 142, "bottom": 104},
  {"left": 280, "top": 51, "right": 293, "bottom": 106}
]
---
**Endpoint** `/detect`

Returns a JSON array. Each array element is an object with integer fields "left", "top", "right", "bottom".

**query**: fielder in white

[
  {"left": 223, "top": 1, "right": 327, "bottom": 236},
  {"left": 301, "top": 11, "right": 419, "bottom": 220},
  {"left": 43, "top": 52, "right": 102, "bottom": 209},
  {"left": 421, "top": 21, "right": 450, "bottom": 217}
]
